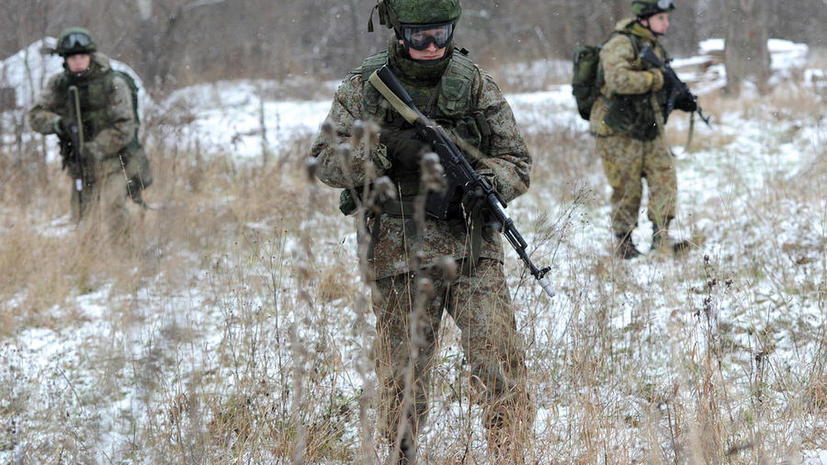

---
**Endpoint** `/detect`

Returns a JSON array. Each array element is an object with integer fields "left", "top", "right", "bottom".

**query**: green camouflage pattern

[
  {"left": 386, "top": 0, "right": 461, "bottom": 26},
  {"left": 28, "top": 52, "right": 137, "bottom": 233},
  {"left": 590, "top": 19, "right": 668, "bottom": 140},
  {"left": 595, "top": 133, "right": 676, "bottom": 236},
  {"left": 311, "top": 43, "right": 532, "bottom": 455},
  {"left": 372, "top": 259, "right": 532, "bottom": 449},
  {"left": 311, "top": 47, "right": 531, "bottom": 281}
]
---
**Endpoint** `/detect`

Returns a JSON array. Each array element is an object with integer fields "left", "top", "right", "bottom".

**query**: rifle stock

[{"left": 368, "top": 65, "right": 556, "bottom": 298}]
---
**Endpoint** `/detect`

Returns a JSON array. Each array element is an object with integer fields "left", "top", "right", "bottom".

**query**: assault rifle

[
  {"left": 368, "top": 65, "right": 555, "bottom": 298},
  {"left": 639, "top": 45, "right": 711, "bottom": 127},
  {"left": 67, "top": 85, "right": 87, "bottom": 209}
]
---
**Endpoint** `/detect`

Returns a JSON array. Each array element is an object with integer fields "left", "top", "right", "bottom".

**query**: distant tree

[{"left": 724, "top": 0, "right": 769, "bottom": 95}]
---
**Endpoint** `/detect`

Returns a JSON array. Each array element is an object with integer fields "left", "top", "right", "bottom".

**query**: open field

[{"left": 1, "top": 49, "right": 826, "bottom": 464}]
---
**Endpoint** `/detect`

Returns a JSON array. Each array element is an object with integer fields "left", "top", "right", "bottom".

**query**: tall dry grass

[{"left": 1, "top": 75, "right": 826, "bottom": 464}]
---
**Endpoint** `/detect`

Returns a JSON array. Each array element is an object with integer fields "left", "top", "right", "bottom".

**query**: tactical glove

[
  {"left": 53, "top": 117, "right": 70, "bottom": 138},
  {"left": 674, "top": 90, "right": 698, "bottom": 112},
  {"left": 380, "top": 127, "right": 429, "bottom": 171},
  {"left": 648, "top": 69, "right": 665, "bottom": 92},
  {"left": 461, "top": 184, "right": 489, "bottom": 219},
  {"left": 81, "top": 145, "right": 104, "bottom": 162}
]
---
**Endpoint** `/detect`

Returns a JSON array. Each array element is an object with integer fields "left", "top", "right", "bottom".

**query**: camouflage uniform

[
  {"left": 29, "top": 51, "right": 138, "bottom": 237},
  {"left": 311, "top": 39, "right": 532, "bottom": 460},
  {"left": 590, "top": 18, "right": 676, "bottom": 252}
]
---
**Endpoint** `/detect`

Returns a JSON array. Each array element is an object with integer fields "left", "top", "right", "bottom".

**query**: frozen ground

[{"left": 1, "top": 38, "right": 825, "bottom": 463}]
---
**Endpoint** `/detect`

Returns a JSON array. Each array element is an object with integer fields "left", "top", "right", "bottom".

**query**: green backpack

[
  {"left": 571, "top": 44, "right": 602, "bottom": 120},
  {"left": 571, "top": 32, "right": 636, "bottom": 121},
  {"left": 112, "top": 70, "right": 141, "bottom": 132},
  {"left": 113, "top": 69, "right": 154, "bottom": 202}
]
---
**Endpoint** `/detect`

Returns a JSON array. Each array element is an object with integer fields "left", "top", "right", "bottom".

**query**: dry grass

[{"left": 1, "top": 74, "right": 826, "bottom": 464}]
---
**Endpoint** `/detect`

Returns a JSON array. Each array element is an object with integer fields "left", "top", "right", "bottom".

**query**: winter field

[{"left": 0, "top": 38, "right": 825, "bottom": 464}]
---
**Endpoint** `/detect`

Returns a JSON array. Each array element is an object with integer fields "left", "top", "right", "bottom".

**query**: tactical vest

[
  {"left": 359, "top": 50, "right": 491, "bottom": 155},
  {"left": 54, "top": 69, "right": 141, "bottom": 155},
  {"left": 600, "top": 28, "right": 670, "bottom": 141}
]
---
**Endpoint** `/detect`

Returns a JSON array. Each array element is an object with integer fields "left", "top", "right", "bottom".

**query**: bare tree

[{"left": 724, "top": 0, "right": 770, "bottom": 95}]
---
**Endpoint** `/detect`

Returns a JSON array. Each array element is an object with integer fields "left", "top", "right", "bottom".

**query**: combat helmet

[
  {"left": 54, "top": 27, "right": 97, "bottom": 57},
  {"left": 369, "top": 0, "right": 461, "bottom": 52},
  {"left": 632, "top": 0, "right": 675, "bottom": 18}
]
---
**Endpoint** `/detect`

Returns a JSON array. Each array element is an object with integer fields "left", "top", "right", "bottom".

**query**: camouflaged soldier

[
  {"left": 310, "top": 0, "right": 533, "bottom": 462},
  {"left": 28, "top": 28, "right": 151, "bottom": 238},
  {"left": 590, "top": 0, "right": 696, "bottom": 258}
]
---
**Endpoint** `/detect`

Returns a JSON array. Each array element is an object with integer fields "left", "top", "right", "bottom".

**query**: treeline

[{"left": 1, "top": 0, "right": 823, "bottom": 92}]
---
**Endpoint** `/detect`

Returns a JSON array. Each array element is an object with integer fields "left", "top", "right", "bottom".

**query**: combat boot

[
  {"left": 615, "top": 233, "right": 642, "bottom": 259},
  {"left": 671, "top": 239, "right": 692, "bottom": 254},
  {"left": 653, "top": 225, "right": 692, "bottom": 254}
]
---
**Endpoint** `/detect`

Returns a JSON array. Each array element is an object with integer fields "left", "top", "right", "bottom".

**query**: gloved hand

[
  {"left": 53, "top": 117, "right": 71, "bottom": 138},
  {"left": 674, "top": 90, "right": 698, "bottom": 112},
  {"left": 648, "top": 69, "right": 665, "bottom": 91},
  {"left": 81, "top": 145, "right": 104, "bottom": 162},
  {"left": 461, "top": 185, "right": 488, "bottom": 219},
  {"left": 380, "top": 127, "right": 428, "bottom": 171}
]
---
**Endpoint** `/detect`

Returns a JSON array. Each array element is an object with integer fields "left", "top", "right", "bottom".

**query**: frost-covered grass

[{"left": 1, "top": 44, "right": 826, "bottom": 464}]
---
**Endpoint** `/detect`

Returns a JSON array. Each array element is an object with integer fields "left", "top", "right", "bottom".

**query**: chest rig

[
  {"left": 54, "top": 69, "right": 115, "bottom": 143},
  {"left": 359, "top": 50, "right": 491, "bottom": 156},
  {"left": 600, "top": 26, "right": 670, "bottom": 141}
]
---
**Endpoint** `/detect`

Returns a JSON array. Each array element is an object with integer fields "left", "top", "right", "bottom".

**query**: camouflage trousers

[
  {"left": 69, "top": 157, "right": 130, "bottom": 239},
  {"left": 372, "top": 257, "right": 533, "bottom": 458},
  {"left": 595, "top": 134, "right": 677, "bottom": 236}
]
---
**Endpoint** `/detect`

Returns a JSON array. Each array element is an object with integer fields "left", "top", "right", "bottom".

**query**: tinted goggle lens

[
  {"left": 657, "top": 0, "right": 674, "bottom": 9},
  {"left": 61, "top": 32, "right": 91, "bottom": 50},
  {"left": 401, "top": 23, "right": 454, "bottom": 51}
]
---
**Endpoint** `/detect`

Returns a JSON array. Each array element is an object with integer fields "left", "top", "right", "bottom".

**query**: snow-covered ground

[{"left": 1, "top": 38, "right": 825, "bottom": 463}]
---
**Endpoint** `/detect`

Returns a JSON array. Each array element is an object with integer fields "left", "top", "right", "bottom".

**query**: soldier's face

[
  {"left": 401, "top": 40, "right": 446, "bottom": 61},
  {"left": 66, "top": 54, "right": 91, "bottom": 73},
  {"left": 643, "top": 13, "right": 670, "bottom": 35}
]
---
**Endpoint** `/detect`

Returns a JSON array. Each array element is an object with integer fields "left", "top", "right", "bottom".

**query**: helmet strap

[{"left": 638, "top": 17, "right": 664, "bottom": 37}]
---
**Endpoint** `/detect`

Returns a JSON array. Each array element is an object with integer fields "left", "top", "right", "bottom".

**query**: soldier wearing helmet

[
  {"left": 311, "top": 0, "right": 533, "bottom": 462},
  {"left": 590, "top": 0, "right": 695, "bottom": 258},
  {"left": 28, "top": 28, "right": 150, "bottom": 239}
]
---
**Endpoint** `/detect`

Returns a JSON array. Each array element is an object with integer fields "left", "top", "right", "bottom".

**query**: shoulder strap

[
  {"left": 112, "top": 70, "right": 141, "bottom": 126},
  {"left": 359, "top": 50, "right": 389, "bottom": 81}
]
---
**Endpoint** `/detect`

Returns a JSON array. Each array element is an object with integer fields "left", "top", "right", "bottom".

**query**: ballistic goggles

[
  {"left": 60, "top": 32, "right": 93, "bottom": 51},
  {"left": 400, "top": 22, "right": 454, "bottom": 51},
  {"left": 656, "top": 0, "right": 674, "bottom": 9}
]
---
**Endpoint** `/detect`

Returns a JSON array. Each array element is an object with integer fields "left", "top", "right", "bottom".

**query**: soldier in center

[{"left": 310, "top": 0, "right": 534, "bottom": 462}]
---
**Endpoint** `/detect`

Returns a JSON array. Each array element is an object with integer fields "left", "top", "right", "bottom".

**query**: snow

[{"left": 2, "top": 37, "right": 826, "bottom": 463}]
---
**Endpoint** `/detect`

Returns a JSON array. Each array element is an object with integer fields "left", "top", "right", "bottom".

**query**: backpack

[
  {"left": 113, "top": 70, "right": 141, "bottom": 136},
  {"left": 113, "top": 69, "right": 154, "bottom": 201},
  {"left": 571, "top": 44, "right": 602, "bottom": 120},
  {"left": 571, "top": 31, "right": 636, "bottom": 121}
]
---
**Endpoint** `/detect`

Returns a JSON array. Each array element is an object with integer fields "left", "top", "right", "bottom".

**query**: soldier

[
  {"left": 590, "top": 0, "right": 697, "bottom": 258},
  {"left": 310, "top": 0, "right": 533, "bottom": 462},
  {"left": 28, "top": 27, "right": 151, "bottom": 238}
]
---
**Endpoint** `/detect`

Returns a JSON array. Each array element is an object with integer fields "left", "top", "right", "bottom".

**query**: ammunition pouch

[
  {"left": 120, "top": 138, "right": 153, "bottom": 202},
  {"left": 604, "top": 93, "right": 660, "bottom": 141}
]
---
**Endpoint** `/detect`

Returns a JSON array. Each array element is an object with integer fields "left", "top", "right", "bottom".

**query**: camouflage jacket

[
  {"left": 28, "top": 52, "right": 137, "bottom": 172},
  {"left": 310, "top": 47, "right": 531, "bottom": 280},
  {"left": 590, "top": 18, "right": 669, "bottom": 140}
]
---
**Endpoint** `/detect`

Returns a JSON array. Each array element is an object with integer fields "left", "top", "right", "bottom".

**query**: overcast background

[{"left": 2, "top": 0, "right": 825, "bottom": 93}]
